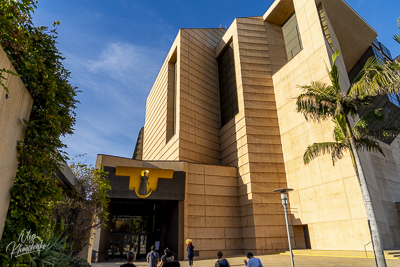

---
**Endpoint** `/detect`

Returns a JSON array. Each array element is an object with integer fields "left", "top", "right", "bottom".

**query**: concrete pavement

[{"left": 92, "top": 253, "right": 400, "bottom": 267}]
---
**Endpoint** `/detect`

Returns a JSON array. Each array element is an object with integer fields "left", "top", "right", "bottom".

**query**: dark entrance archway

[
  {"left": 96, "top": 166, "right": 186, "bottom": 262},
  {"left": 107, "top": 199, "right": 180, "bottom": 259}
]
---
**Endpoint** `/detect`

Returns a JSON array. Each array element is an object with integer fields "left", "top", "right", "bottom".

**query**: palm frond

[
  {"left": 329, "top": 51, "right": 346, "bottom": 117},
  {"left": 353, "top": 108, "right": 385, "bottom": 138},
  {"left": 296, "top": 82, "right": 337, "bottom": 121},
  {"left": 298, "top": 81, "right": 337, "bottom": 100},
  {"left": 344, "top": 93, "right": 375, "bottom": 108},
  {"left": 353, "top": 108, "right": 400, "bottom": 141},
  {"left": 334, "top": 98, "right": 344, "bottom": 117},
  {"left": 332, "top": 115, "right": 347, "bottom": 142},
  {"left": 303, "top": 141, "right": 348, "bottom": 165},
  {"left": 394, "top": 18, "right": 400, "bottom": 44},
  {"left": 355, "top": 137, "right": 385, "bottom": 157},
  {"left": 349, "top": 57, "right": 400, "bottom": 98},
  {"left": 330, "top": 143, "right": 348, "bottom": 165},
  {"left": 329, "top": 50, "right": 341, "bottom": 93},
  {"left": 394, "top": 34, "right": 400, "bottom": 44},
  {"left": 367, "top": 127, "right": 400, "bottom": 142}
]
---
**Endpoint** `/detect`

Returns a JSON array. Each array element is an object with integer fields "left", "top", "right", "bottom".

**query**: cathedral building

[{"left": 95, "top": 0, "right": 400, "bottom": 261}]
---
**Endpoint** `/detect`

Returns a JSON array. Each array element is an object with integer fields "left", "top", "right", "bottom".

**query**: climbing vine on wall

[{"left": 0, "top": 0, "right": 78, "bottom": 264}]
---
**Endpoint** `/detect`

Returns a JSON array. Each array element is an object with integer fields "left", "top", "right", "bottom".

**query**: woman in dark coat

[{"left": 185, "top": 239, "right": 194, "bottom": 267}]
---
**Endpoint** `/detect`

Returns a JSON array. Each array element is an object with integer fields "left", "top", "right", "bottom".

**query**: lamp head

[{"left": 273, "top": 188, "right": 293, "bottom": 205}]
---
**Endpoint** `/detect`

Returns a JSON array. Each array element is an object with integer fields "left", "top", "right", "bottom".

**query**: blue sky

[{"left": 32, "top": 0, "right": 400, "bottom": 166}]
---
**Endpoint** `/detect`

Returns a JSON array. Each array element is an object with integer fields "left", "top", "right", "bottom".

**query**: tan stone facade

[
  {"left": 0, "top": 47, "right": 33, "bottom": 239},
  {"left": 97, "top": 0, "right": 400, "bottom": 259}
]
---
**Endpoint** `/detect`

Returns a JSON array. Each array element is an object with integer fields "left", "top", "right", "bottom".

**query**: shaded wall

[{"left": 359, "top": 138, "right": 400, "bottom": 248}]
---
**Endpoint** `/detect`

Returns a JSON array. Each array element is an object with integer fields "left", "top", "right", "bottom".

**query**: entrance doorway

[
  {"left": 108, "top": 218, "right": 151, "bottom": 258},
  {"left": 293, "top": 225, "right": 311, "bottom": 249},
  {"left": 107, "top": 199, "right": 179, "bottom": 259}
]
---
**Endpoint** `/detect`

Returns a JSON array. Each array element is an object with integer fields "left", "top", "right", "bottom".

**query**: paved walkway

[{"left": 92, "top": 253, "right": 400, "bottom": 267}]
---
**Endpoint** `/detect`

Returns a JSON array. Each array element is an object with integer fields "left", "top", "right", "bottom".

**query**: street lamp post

[{"left": 273, "top": 188, "right": 294, "bottom": 267}]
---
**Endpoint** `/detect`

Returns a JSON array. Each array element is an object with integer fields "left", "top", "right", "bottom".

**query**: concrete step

[
  {"left": 279, "top": 249, "right": 400, "bottom": 259},
  {"left": 386, "top": 250, "right": 400, "bottom": 259}
]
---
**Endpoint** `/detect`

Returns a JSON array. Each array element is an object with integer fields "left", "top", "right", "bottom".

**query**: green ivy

[{"left": 0, "top": 0, "right": 78, "bottom": 265}]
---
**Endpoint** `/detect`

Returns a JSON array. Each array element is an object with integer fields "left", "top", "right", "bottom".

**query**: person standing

[
  {"left": 147, "top": 245, "right": 160, "bottom": 267},
  {"left": 165, "top": 247, "right": 175, "bottom": 261},
  {"left": 159, "top": 249, "right": 172, "bottom": 267},
  {"left": 185, "top": 239, "right": 194, "bottom": 267},
  {"left": 215, "top": 251, "right": 230, "bottom": 267},
  {"left": 243, "top": 252, "right": 263, "bottom": 267}
]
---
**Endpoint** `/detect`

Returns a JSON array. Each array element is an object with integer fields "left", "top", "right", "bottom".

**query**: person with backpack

[
  {"left": 165, "top": 247, "right": 175, "bottom": 261},
  {"left": 160, "top": 247, "right": 180, "bottom": 267},
  {"left": 215, "top": 251, "right": 230, "bottom": 267},
  {"left": 243, "top": 252, "right": 263, "bottom": 267},
  {"left": 159, "top": 249, "right": 170, "bottom": 267}
]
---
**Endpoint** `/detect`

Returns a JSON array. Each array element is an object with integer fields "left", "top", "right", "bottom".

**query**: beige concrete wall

[
  {"left": 236, "top": 17, "right": 289, "bottom": 252},
  {"left": 292, "top": 0, "right": 400, "bottom": 249},
  {"left": 0, "top": 47, "right": 33, "bottom": 239},
  {"left": 216, "top": 17, "right": 289, "bottom": 253},
  {"left": 143, "top": 28, "right": 225, "bottom": 165},
  {"left": 96, "top": 154, "right": 186, "bottom": 171},
  {"left": 271, "top": 0, "right": 371, "bottom": 251},
  {"left": 308, "top": 5, "right": 399, "bottom": 250},
  {"left": 143, "top": 37, "right": 180, "bottom": 161},
  {"left": 184, "top": 163, "right": 241, "bottom": 258},
  {"left": 179, "top": 28, "right": 225, "bottom": 165}
]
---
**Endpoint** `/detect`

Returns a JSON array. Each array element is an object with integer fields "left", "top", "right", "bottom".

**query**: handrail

[{"left": 364, "top": 241, "right": 372, "bottom": 258}]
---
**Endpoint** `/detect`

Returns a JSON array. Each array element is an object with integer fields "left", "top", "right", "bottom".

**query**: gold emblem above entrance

[{"left": 115, "top": 167, "right": 174, "bottom": 198}]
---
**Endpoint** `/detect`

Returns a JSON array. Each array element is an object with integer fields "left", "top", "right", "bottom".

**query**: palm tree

[
  {"left": 303, "top": 111, "right": 395, "bottom": 167},
  {"left": 296, "top": 50, "right": 400, "bottom": 267},
  {"left": 394, "top": 18, "right": 400, "bottom": 44}
]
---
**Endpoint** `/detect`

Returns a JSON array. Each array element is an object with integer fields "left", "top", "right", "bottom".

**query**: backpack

[
  {"left": 161, "top": 255, "right": 169, "bottom": 267},
  {"left": 217, "top": 259, "right": 229, "bottom": 267}
]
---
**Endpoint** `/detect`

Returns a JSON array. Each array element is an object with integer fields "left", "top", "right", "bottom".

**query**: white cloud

[
  {"left": 65, "top": 41, "right": 165, "bottom": 109},
  {"left": 75, "top": 42, "right": 164, "bottom": 88},
  {"left": 62, "top": 41, "right": 166, "bottom": 165}
]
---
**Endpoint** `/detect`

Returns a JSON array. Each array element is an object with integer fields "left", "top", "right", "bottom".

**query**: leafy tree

[
  {"left": 296, "top": 50, "right": 400, "bottom": 267},
  {"left": 0, "top": 0, "right": 78, "bottom": 265},
  {"left": 0, "top": 0, "right": 35, "bottom": 93},
  {"left": 52, "top": 162, "right": 110, "bottom": 256},
  {"left": 128, "top": 216, "right": 148, "bottom": 234}
]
